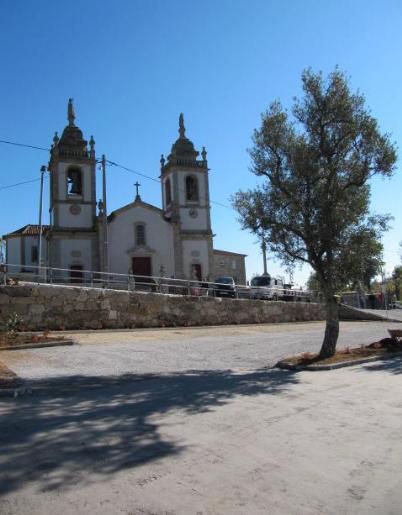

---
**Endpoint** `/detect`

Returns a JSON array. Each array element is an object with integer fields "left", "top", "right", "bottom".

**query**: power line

[
  {"left": 0, "top": 139, "right": 49, "bottom": 152},
  {"left": 107, "top": 158, "right": 233, "bottom": 211},
  {"left": 107, "top": 160, "right": 160, "bottom": 184},
  {"left": 0, "top": 139, "right": 49, "bottom": 191},
  {"left": 0, "top": 177, "right": 43, "bottom": 191},
  {"left": 0, "top": 138, "right": 233, "bottom": 210}
]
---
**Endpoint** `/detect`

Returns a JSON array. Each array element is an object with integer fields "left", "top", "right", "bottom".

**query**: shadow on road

[
  {"left": 360, "top": 355, "right": 402, "bottom": 375},
  {"left": 0, "top": 367, "right": 298, "bottom": 495}
]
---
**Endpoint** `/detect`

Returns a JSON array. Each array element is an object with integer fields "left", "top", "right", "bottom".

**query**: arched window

[
  {"left": 165, "top": 178, "right": 172, "bottom": 205},
  {"left": 67, "top": 167, "right": 82, "bottom": 195},
  {"left": 185, "top": 175, "right": 199, "bottom": 202},
  {"left": 136, "top": 224, "right": 146, "bottom": 246}
]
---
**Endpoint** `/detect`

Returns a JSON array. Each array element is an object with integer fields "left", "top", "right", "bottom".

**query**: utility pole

[
  {"left": 101, "top": 155, "right": 108, "bottom": 274},
  {"left": 38, "top": 165, "right": 46, "bottom": 278},
  {"left": 261, "top": 238, "right": 268, "bottom": 275}
]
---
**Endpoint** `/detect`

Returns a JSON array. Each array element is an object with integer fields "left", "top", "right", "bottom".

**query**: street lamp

[{"left": 38, "top": 165, "right": 47, "bottom": 278}]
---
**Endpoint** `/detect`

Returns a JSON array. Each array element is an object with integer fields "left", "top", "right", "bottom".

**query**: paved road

[
  {"left": 1, "top": 321, "right": 401, "bottom": 383},
  {"left": 0, "top": 350, "right": 401, "bottom": 514}
]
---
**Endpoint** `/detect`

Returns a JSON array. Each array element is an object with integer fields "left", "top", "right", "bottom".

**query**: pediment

[{"left": 126, "top": 244, "right": 156, "bottom": 255}]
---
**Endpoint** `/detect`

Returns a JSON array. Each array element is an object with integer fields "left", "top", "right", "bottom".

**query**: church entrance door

[
  {"left": 132, "top": 257, "right": 152, "bottom": 277},
  {"left": 69, "top": 265, "right": 83, "bottom": 283},
  {"left": 191, "top": 264, "right": 202, "bottom": 281}
]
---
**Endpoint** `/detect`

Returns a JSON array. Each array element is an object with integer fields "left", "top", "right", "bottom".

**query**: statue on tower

[
  {"left": 67, "top": 98, "right": 75, "bottom": 126},
  {"left": 179, "top": 113, "right": 185, "bottom": 138}
]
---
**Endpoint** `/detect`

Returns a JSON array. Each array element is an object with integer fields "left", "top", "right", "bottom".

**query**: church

[{"left": 4, "top": 100, "right": 246, "bottom": 285}]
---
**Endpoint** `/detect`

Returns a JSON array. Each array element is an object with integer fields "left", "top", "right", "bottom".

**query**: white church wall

[
  {"left": 59, "top": 239, "right": 92, "bottom": 271},
  {"left": 57, "top": 204, "right": 93, "bottom": 228},
  {"left": 108, "top": 204, "right": 175, "bottom": 277},
  {"left": 182, "top": 239, "right": 210, "bottom": 279},
  {"left": 23, "top": 235, "right": 47, "bottom": 269},
  {"left": 180, "top": 208, "right": 208, "bottom": 231}
]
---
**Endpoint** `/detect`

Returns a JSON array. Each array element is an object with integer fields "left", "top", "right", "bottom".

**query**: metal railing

[{"left": 0, "top": 263, "right": 313, "bottom": 302}]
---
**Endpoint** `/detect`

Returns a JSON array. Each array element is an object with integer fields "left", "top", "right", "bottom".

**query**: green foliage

[
  {"left": 233, "top": 68, "right": 397, "bottom": 357},
  {"left": 5, "top": 312, "right": 23, "bottom": 334},
  {"left": 233, "top": 68, "right": 396, "bottom": 298},
  {"left": 392, "top": 265, "right": 402, "bottom": 300},
  {"left": 306, "top": 272, "right": 320, "bottom": 292}
]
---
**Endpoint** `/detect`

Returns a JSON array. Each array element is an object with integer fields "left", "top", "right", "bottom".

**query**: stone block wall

[{"left": 0, "top": 284, "right": 325, "bottom": 331}]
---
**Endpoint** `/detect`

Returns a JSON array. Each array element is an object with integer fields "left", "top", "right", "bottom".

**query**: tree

[
  {"left": 342, "top": 224, "right": 385, "bottom": 291},
  {"left": 392, "top": 266, "right": 402, "bottom": 300},
  {"left": 233, "top": 68, "right": 397, "bottom": 358}
]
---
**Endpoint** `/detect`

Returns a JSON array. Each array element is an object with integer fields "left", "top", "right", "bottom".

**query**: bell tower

[
  {"left": 160, "top": 114, "right": 214, "bottom": 280},
  {"left": 47, "top": 99, "right": 99, "bottom": 274}
]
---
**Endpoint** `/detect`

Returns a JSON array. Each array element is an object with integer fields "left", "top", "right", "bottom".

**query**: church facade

[{"left": 4, "top": 101, "right": 246, "bottom": 284}]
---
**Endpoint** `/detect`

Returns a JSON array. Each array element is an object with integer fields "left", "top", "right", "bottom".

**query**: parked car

[
  {"left": 211, "top": 276, "right": 237, "bottom": 298},
  {"left": 132, "top": 275, "right": 157, "bottom": 292}
]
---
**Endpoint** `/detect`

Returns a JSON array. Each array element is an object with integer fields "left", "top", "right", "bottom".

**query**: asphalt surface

[{"left": 1, "top": 320, "right": 401, "bottom": 383}]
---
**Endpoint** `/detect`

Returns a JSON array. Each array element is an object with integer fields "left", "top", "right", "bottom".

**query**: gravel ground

[{"left": 1, "top": 320, "right": 401, "bottom": 383}]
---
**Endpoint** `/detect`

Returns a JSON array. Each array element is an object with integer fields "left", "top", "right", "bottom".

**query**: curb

[
  {"left": 0, "top": 340, "right": 75, "bottom": 351},
  {"left": 276, "top": 351, "right": 402, "bottom": 371}
]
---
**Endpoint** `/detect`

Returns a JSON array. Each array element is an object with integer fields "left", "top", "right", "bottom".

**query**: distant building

[{"left": 4, "top": 101, "right": 246, "bottom": 283}]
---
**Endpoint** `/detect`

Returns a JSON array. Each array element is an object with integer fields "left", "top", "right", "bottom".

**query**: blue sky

[{"left": 1, "top": 0, "right": 401, "bottom": 285}]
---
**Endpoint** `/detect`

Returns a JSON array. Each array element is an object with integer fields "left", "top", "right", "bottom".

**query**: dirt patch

[
  {"left": 279, "top": 336, "right": 402, "bottom": 368},
  {"left": 0, "top": 332, "right": 66, "bottom": 349},
  {"left": 0, "top": 360, "right": 20, "bottom": 386}
]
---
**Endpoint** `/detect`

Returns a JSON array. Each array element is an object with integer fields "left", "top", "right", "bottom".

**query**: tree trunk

[{"left": 319, "top": 296, "right": 339, "bottom": 358}]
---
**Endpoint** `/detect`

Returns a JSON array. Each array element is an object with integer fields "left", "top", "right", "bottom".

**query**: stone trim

[
  {"left": 214, "top": 249, "right": 248, "bottom": 257},
  {"left": 126, "top": 243, "right": 156, "bottom": 255},
  {"left": 52, "top": 199, "right": 95, "bottom": 206},
  {"left": 180, "top": 231, "right": 213, "bottom": 238},
  {"left": 107, "top": 199, "right": 164, "bottom": 222}
]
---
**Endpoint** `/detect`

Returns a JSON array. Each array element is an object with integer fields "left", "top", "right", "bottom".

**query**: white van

[{"left": 250, "top": 274, "right": 284, "bottom": 300}]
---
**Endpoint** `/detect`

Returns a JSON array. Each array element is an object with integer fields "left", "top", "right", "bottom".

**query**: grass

[{"left": 0, "top": 331, "right": 65, "bottom": 348}]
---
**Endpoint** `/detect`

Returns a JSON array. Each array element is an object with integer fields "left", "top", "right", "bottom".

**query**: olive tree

[{"left": 233, "top": 68, "right": 397, "bottom": 358}]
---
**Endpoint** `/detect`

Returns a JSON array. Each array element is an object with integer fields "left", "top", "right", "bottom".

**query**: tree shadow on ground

[
  {"left": 360, "top": 355, "right": 402, "bottom": 375},
  {"left": 0, "top": 367, "right": 298, "bottom": 496}
]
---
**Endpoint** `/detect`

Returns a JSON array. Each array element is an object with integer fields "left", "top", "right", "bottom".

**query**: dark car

[
  {"left": 211, "top": 276, "right": 236, "bottom": 298},
  {"left": 132, "top": 275, "right": 157, "bottom": 292}
]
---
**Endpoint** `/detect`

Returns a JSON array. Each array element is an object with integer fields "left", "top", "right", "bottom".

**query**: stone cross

[{"left": 134, "top": 181, "right": 141, "bottom": 200}]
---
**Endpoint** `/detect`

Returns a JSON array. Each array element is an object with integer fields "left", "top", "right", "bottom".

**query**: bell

[
  {"left": 69, "top": 181, "right": 81, "bottom": 195},
  {"left": 68, "top": 170, "right": 82, "bottom": 195}
]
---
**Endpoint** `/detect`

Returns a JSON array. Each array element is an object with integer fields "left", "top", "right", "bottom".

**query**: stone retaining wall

[
  {"left": 339, "top": 304, "right": 401, "bottom": 322},
  {"left": 0, "top": 284, "right": 326, "bottom": 331}
]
